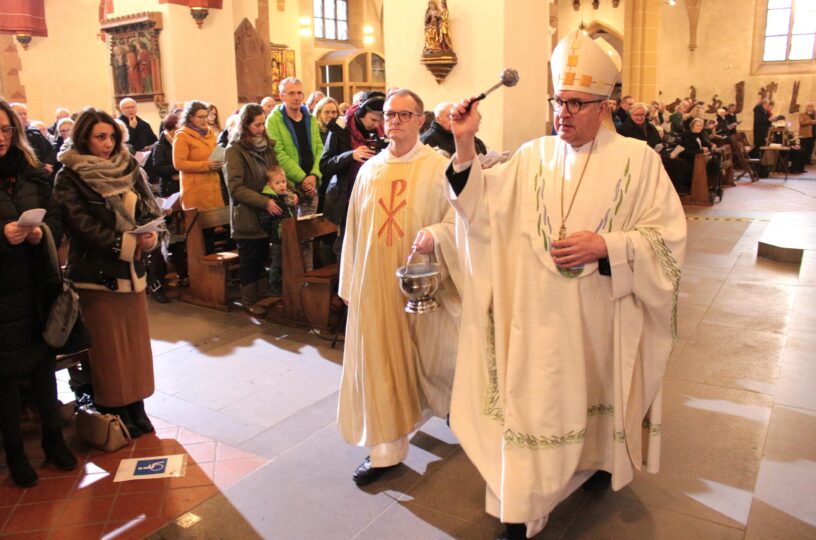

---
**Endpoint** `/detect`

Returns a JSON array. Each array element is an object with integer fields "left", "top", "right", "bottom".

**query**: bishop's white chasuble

[
  {"left": 447, "top": 126, "right": 686, "bottom": 534},
  {"left": 338, "top": 142, "right": 460, "bottom": 448}
]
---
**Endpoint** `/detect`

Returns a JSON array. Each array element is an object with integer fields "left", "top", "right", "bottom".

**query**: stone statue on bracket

[
  {"left": 758, "top": 81, "right": 778, "bottom": 102},
  {"left": 706, "top": 94, "right": 723, "bottom": 114},
  {"left": 789, "top": 80, "right": 800, "bottom": 114},
  {"left": 734, "top": 81, "right": 744, "bottom": 114},
  {"left": 421, "top": 0, "right": 457, "bottom": 83}
]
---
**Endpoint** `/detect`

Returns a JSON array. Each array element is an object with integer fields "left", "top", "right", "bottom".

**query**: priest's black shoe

[
  {"left": 352, "top": 456, "right": 399, "bottom": 486},
  {"left": 497, "top": 523, "right": 527, "bottom": 540},
  {"left": 127, "top": 400, "right": 155, "bottom": 434},
  {"left": 42, "top": 432, "right": 78, "bottom": 471}
]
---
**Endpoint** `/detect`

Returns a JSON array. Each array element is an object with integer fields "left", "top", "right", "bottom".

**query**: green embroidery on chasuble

[
  {"left": 534, "top": 160, "right": 552, "bottom": 252},
  {"left": 483, "top": 305, "right": 504, "bottom": 422},
  {"left": 504, "top": 428, "right": 587, "bottom": 450},
  {"left": 613, "top": 430, "right": 626, "bottom": 442},
  {"left": 501, "top": 404, "right": 615, "bottom": 450},
  {"left": 643, "top": 418, "right": 662, "bottom": 435},
  {"left": 587, "top": 403, "right": 614, "bottom": 416},
  {"left": 635, "top": 226, "right": 681, "bottom": 340}
]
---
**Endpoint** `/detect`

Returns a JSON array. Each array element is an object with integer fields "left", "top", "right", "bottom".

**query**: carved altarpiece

[{"left": 100, "top": 12, "right": 165, "bottom": 108}]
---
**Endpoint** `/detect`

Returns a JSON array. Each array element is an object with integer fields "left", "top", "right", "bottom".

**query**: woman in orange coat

[{"left": 172, "top": 101, "right": 224, "bottom": 210}]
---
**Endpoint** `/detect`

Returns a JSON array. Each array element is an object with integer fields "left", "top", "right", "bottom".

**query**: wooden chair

[
  {"left": 720, "top": 144, "right": 735, "bottom": 186},
  {"left": 268, "top": 215, "right": 342, "bottom": 331},
  {"left": 730, "top": 133, "right": 759, "bottom": 182},
  {"left": 179, "top": 207, "right": 240, "bottom": 311}
]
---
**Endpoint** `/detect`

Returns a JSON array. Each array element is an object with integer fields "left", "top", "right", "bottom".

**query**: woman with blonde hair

[
  {"left": 314, "top": 96, "right": 340, "bottom": 144},
  {"left": 173, "top": 100, "right": 224, "bottom": 210}
]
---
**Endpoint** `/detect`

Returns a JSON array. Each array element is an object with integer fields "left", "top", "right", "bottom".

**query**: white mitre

[{"left": 551, "top": 30, "right": 622, "bottom": 97}]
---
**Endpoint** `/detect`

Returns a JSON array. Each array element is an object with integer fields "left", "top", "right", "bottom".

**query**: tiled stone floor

[{"left": 0, "top": 167, "right": 814, "bottom": 539}]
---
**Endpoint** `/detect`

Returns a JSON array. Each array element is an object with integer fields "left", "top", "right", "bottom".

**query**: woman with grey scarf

[
  {"left": 224, "top": 103, "right": 281, "bottom": 316},
  {"left": 53, "top": 107, "right": 163, "bottom": 439}
]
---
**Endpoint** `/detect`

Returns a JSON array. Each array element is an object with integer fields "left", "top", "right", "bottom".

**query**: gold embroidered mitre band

[{"left": 551, "top": 30, "right": 622, "bottom": 97}]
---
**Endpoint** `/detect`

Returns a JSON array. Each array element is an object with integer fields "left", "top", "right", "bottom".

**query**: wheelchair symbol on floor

[{"left": 134, "top": 458, "right": 168, "bottom": 476}]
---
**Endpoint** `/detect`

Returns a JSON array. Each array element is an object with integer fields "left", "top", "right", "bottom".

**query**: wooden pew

[
  {"left": 179, "top": 207, "right": 240, "bottom": 311},
  {"left": 680, "top": 153, "right": 715, "bottom": 206},
  {"left": 268, "top": 214, "right": 342, "bottom": 331}
]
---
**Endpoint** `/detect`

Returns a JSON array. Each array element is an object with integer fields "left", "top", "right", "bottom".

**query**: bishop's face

[{"left": 553, "top": 90, "right": 607, "bottom": 147}]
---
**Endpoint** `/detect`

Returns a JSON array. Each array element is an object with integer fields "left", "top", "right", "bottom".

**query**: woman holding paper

[
  {"left": 173, "top": 100, "right": 224, "bottom": 210},
  {"left": 54, "top": 107, "right": 163, "bottom": 439},
  {"left": 0, "top": 99, "right": 77, "bottom": 487}
]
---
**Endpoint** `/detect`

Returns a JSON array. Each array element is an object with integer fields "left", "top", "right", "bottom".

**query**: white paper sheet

[
  {"left": 17, "top": 208, "right": 46, "bottom": 228},
  {"left": 129, "top": 216, "right": 167, "bottom": 234}
]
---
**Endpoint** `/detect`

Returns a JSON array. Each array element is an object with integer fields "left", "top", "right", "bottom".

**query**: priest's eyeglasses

[
  {"left": 548, "top": 97, "right": 606, "bottom": 114},
  {"left": 383, "top": 111, "right": 422, "bottom": 123}
]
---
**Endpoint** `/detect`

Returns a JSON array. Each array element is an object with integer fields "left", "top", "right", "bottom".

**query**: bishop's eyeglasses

[{"left": 548, "top": 97, "right": 606, "bottom": 114}]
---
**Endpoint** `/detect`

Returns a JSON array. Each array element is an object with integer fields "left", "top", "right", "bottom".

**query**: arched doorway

[{"left": 315, "top": 49, "right": 385, "bottom": 104}]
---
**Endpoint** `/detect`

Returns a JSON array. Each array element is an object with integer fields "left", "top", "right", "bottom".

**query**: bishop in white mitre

[{"left": 432, "top": 30, "right": 687, "bottom": 539}]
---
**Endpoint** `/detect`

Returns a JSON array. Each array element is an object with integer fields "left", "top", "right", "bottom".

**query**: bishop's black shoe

[
  {"left": 352, "top": 456, "right": 399, "bottom": 486},
  {"left": 497, "top": 523, "right": 527, "bottom": 540},
  {"left": 581, "top": 470, "right": 612, "bottom": 492}
]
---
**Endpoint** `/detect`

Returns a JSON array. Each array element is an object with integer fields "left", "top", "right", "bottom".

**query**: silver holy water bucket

[{"left": 396, "top": 250, "right": 441, "bottom": 314}]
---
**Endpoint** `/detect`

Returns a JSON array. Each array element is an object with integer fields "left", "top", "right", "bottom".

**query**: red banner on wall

[{"left": 0, "top": 0, "right": 48, "bottom": 37}]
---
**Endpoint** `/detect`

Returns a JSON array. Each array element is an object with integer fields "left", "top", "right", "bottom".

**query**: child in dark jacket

[{"left": 259, "top": 165, "right": 298, "bottom": 294}]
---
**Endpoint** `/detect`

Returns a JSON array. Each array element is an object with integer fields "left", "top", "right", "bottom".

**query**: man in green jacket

[{"left": 266, "top": 77, "right": 323, "bottom": 270}]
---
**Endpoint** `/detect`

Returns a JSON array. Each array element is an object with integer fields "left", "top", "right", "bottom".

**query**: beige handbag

[{"left": 76, "top": 409, "right": 132, "bottom": 452}]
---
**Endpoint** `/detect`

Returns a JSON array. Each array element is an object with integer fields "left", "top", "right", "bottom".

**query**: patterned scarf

[
  {"left": 345, "top": 103, "right": 385, "bottom": 180},
  {"left": 58, "top": 146, "right": 161, "bottom": 232}
]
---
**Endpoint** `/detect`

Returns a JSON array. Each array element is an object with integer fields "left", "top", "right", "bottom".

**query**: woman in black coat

[
  {"left": 616, "top": 103, "right": 662, "bottom": 149},
  {"left": 0, "top": 100, "right": 77, "bottom": 487}
]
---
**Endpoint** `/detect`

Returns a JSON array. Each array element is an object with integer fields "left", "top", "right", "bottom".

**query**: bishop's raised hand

[{"left": 449, "top": 97, "right": 481, "bottom": 165}]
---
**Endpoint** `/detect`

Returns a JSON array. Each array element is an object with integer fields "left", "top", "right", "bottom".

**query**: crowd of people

[
  {"left": 610, "top": 94, "right": 814, "bottom": 195},
  {"left": 0, "top": 28, "right": 812, "bottom": 540}
]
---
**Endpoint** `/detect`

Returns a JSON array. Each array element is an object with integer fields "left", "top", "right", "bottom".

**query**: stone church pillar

[{"left": 622, "top": 0, "right": 661, "bottom": 101}]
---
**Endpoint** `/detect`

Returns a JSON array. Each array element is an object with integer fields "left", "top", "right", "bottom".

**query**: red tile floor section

[{"left": 0, "top": 417, "right": 268, "bottom": 539}]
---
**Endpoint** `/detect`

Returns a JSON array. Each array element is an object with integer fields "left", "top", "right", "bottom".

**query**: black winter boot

[
  {"left": 127, "top": 400, "right": 154, "bottom": 434},
  {"left": 42, "top": 431, "right": 78, "bottom": 471},
  {"left": 4, "top": 443, "right": 37, "bottom": 488}
]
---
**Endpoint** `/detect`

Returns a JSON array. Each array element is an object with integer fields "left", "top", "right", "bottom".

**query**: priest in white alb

[
  {"left": 338, "top": 89, "right": 460, "bottom": 486},
  {"left": 423, "top": 31, "right": 687, "bottom": 539}
]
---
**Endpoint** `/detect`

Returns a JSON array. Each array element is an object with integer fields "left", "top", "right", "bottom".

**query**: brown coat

[
  {"left": 173, "top": 126, "right": 224, "bottom": 210},
  {"left": 799, "top": 111, "right": 815, "bottom": 139}
]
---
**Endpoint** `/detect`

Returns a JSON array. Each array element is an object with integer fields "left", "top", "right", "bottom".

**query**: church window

[
  {"left": 314, "top": 0, "right": 349, "bottom": 41},
  {"left": 763, "top": 0, "right": 815, "bottom": 62}
]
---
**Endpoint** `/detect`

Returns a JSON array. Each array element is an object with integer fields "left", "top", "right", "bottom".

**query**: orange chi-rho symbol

[{"left": 377, "top": 179, "right": 407, "bottom": 246}]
